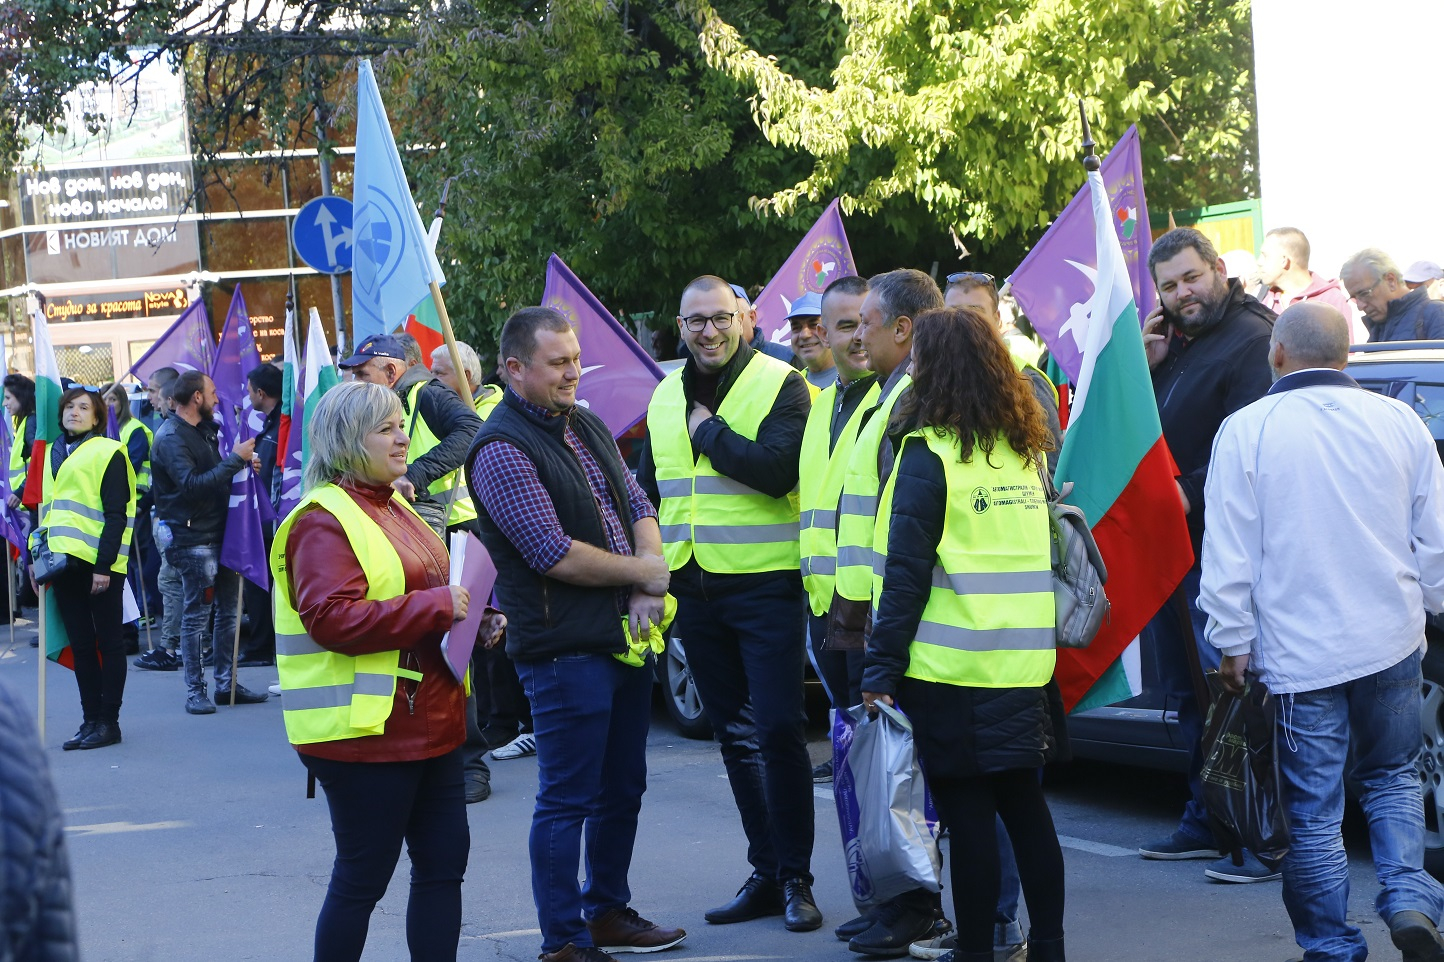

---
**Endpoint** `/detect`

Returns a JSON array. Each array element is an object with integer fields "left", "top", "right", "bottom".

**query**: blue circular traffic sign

[{"left": 292, "top": 195, "right": 354, "bottom": 274}]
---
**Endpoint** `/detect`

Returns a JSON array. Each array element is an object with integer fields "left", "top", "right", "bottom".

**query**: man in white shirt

[{"left": 1201, "top": 302, "right": 1444, "bottom": 962}]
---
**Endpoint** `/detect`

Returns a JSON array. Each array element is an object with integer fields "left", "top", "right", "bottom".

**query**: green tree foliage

[{"left": 685, "top": 0, "right": 1258, "bottom": 251}]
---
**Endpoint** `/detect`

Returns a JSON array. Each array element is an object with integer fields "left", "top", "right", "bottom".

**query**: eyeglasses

[
  {"left": 946, "top": 271, "right": 996, "bottom": 288},
  {"left": 1347, "top": 278, "right": 1382, "bottom": 301},
  {"left": 680, "top": 312, "right": 737, "bottom": 332}
]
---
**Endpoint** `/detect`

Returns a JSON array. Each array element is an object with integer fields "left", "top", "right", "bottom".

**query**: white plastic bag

[{"left": 838, "top": 701, "right": 941, "bottom": 906}]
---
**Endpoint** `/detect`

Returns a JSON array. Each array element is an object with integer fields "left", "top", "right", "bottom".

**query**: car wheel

[
  {"left": 1421, "top": 645, "right": 1444, "bottom": 880},
  {"left": 660, "top": 633, "right": 713, "bottom": 740}
]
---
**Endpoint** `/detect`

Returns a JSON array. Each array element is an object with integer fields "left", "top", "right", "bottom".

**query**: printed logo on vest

[{"left": 970, "top": 486, "right": 991, "bottom": 514}]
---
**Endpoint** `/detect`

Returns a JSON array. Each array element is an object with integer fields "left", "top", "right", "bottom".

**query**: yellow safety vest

[
  {"left": 873, "top": 429, "right": 1055, "bottom": 688},
  {"left": 834, "top": 373, "right": 911, "bottom": 602},
  {"left": 649, "top": 352, "right": 802, "bottom": 574},
  {"left": 270, "top": 484, "right": 430, "bottom": 746},
  {"left": 39, "top": 436, "right": 136, "bottom": 575},
  {"left": 474, "top": 387, "right": 502, "bottom": 421},
  {"left": 1011, "top": 352, "right": 1059, "bottom": 407},
  {"left": 8, "top": 414, "right": 29, "bottom": 492},
  {"left": 405, "top": 381, "right": 478, "bottom": 527},
  {"left": 798, "top": 378, "right": 880, "bottom": 616},
  {"left": 118, "top": 418, "right": 154, "bottom": 491}
]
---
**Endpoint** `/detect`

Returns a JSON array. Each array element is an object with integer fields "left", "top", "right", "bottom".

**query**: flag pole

[
  {"left": 37, "top": 583, "right": 46, "bottom": 740},
  {"left": 1078, "top": 98, "right": 1100, "bottom": 173},
  {"left": 4, "top": 547, "right": 13, "bottom": 651},
  {"left": 229, "top": 585, "right": 244, "bottom": 706}
]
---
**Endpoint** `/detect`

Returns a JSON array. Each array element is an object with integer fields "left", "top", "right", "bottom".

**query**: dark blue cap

[{"left": 339, "top": 333, "right": 407, "bottom": 368}]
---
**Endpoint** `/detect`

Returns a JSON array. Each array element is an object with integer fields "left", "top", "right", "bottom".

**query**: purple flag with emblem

[
  {"left": 1007, "top": 125, "right": 1155, "bottom": 383},
  {"left": 752, "top": 199, "right": 857, "bottom": 346},
  {"left": 541, "top": 254, "right": 664, "bottom": 438},
  {"left": 210, "top": 286, "right": 262, "bottom": 419},
  {"left": 216, "top": 292, "right": 272, "bottom": 589},
  {"left": 126, "top": 299, "right": 215, "bottom": 383}
]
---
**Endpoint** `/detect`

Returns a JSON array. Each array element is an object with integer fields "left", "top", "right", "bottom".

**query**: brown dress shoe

[{"left": 586, "top": 907, "right": 688, "bottom": 954}]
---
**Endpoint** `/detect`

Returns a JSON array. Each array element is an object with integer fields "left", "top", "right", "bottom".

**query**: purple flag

[
  {"left": 1007, "top": 125, "right": 1156, "bottom": 382},
  {"left": 210, "top": 286, "right": 262, "bottom": 419},
  {"left": 220, "top": 465, "right": 272, "bottom": 589},
  {"left": 541, "top": 254, "right": 664, "bottom": 438},
  {"left": 127, "top": 300, "right": 215, "bottom": 383},
  {"left": 752, "top": 199, "right": 858, "bottom": 346},
  {"left": 0, "top": 437, "right": 26, "bottom": 553}
]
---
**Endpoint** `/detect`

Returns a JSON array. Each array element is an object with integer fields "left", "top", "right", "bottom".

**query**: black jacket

[
  {"left": 395, "top": 365, "right": 484, "bottom": 502},
  {"left": 150, "top": 416, "right": 245, "bottom": 547},
  {"left": 0, "top": 681, "right": 78, "bottom": 962},
  {"left": 636, "top": 341, "right": 812, "bottom": 597},
  {"left": 861, "top": 436, "right": 1051, "bottom": 777},
  {"left": 1151, "top": 280, "right": 1275, "bottom": 555},
  {"left": 468, "top": 393, "right": 632, "bottom": 661},
  {"left": 254, "top": 406, "right": 281, "bottom": 514},
  {"left": 48, "top": 432, "right": 131, "bottom": 575}
]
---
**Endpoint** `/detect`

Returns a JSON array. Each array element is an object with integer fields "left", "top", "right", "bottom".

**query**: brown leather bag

[{"left": 824, "top": 592, "right": 871, "bottom": 651}]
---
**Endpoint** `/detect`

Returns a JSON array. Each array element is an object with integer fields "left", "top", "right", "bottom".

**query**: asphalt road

[{"left": 0, "top": 622, "right": 1406, "bottom": 962}]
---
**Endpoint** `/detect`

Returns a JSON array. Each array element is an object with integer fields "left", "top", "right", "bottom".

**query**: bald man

[{"left": 1200, "top": 302, "right": 1444, "bottom": 962}]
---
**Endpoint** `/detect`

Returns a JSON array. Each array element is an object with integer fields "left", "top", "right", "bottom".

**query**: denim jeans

[
  {"left": 515, "top": 652, "right": 653, "bottom": 954},
  {"left": 676, "top": 579, "right": 814, "bottom": 882},
  {"left": 1147, "top": 564, "right": 1220, "bottom": 845},
  {"left": 1279, "top": 647, "right": 1444, "bottom": 961},
  {"left": 165, "top": 542, "right": 239, "bottom": 694},
  {"left": 155, "top": 517, "right": 182, "bottom": 651}
]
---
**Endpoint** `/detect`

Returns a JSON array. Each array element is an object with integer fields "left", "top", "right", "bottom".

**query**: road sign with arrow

[{"left": 292, "top": 196, "right": 354, "bottom": 274}]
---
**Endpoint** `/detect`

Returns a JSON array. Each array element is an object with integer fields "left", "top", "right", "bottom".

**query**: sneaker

[
  {"left": 268, "top": 683, "right": 282, "bottom": 696},
  {"left": 1138, "top": 830, "right": 1218, "bottom": 860},
  {"left": 996, "top": 941, "right": 1027, "bottom": 962},
  {"left": 849, "top": 898, "right": 936, "bottom": 956},
  {"left": 185, "top": 691, "right": 216, "bottom": 715},
  {"left": 492, "top": 731, "right": 537, "bottom": 760},
  {"left": 134, "top": 648, "right": 179, "bottom": 671},
  {"left": 910, "top": 933, "right": 956, "bottom": 960},
  {"left": 586, "top": 906, "right": 687, "bottom": 954},
  {"left": 1204, "top": 851, "right": 1282, "bottom": 883},
  {"left": 214, "top": 685, "right": 269, "bottom": 705},
  {"left": 838, "top": 913, "right": 877, "bottom": 942},
  {"left": 813, "top": 759, "right": 834, "bottom": 783}
]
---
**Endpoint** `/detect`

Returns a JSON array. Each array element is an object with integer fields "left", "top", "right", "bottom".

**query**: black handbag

[{"left": 30, "top": 529, "right": 69, "bottom": 585}]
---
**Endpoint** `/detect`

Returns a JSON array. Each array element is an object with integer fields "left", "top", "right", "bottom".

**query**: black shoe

[
  {"left": 783, "top": 878, "right": 822, "bottom": 932},
  {"left": 238, "top": 656, "right": 274, "bottom": 667},
  {"left": 847, "top": 897, "right": 933, "bottom": 955},
  {"left": 29, "top": 638, "right": 37, "bottom": 647},
  {"left": 835, "top": 912, "right": 876, "bottom": 942},
  {"left": 214, "top": 685, "right": 269, "bottom": 705},
  {"left": 63, "top": 721, "right": 99, "bottom": 751},
  {"left": 79, "top": 721, "right": 121, "bottom": 750},
  {"left": 465, "top": 775, "right": 492, "bottom": 804},
  {"left": 186, "top": 691, "right": 216, "bottom": 715},
  {"left": 1390, "top": 911, "right": 1444, "bottom": 962},
  {"left": 134, "top": 648, "right": 179, "bottom": 671},
  {"left": 813, "top": 759, "right": 834, "bottom": 783},
  {"left": 704, "top": 874, "right": 784, "bottom": 924}
]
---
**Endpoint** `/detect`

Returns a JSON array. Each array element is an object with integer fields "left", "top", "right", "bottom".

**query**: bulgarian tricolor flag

[
  {"left": 1052, "top": 161, "right": 1194, "bottom": 712},
  {"left": 27, "top": 309, "right": 73, "bottom": 667},
  {"left": 298, "top": 307, "right": 340, "bottom": 474},
  {"left": 403, "top": 293, "right": 445, "bottom": 365}
]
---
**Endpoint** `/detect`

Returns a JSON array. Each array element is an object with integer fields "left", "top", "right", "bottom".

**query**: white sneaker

[
  {"left": 267, "top": 683, "right": 282, "bottom": 696},
  {"left": 910, "top": 933, "right": 955, "bottom": 960},
  {"left": 492, "top": 731, "right": 536, "bottom": 760}
]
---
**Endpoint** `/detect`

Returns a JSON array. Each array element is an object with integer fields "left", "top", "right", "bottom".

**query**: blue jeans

[
  {"left": 675, "top": 580, "right": 814, "bottom": 882},
  {"left": 1148, "top": 564, "right": 1220, "bottom": 845},
  {"left": 516, "top": 652, "right": 653, "bottom": 954},
  {"left": 156, "top": 517, "right": 182, "bottom": 651},
  {"left": 1280, "top": 648, "right": 1444, "bottom": 961},
  {"left": 165, "top": 542, "right": 239, "bottom": 694}
]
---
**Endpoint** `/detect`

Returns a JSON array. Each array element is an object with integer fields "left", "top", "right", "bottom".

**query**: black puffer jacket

[
  {"left": 862, "top": 434, "right": 1051, "bottom": 777},
  {"left": 0, "top": 682, "right": 77, "bottom": 962}
]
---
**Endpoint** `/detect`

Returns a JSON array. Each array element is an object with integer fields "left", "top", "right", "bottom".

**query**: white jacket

[{"left": 1199, "top": 368, "right": 1444, "bottom": 693}]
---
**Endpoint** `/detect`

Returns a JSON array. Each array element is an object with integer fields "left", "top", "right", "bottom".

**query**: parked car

[{"left": 1068, "top": 342, "right": 1444, "bottom": 874}]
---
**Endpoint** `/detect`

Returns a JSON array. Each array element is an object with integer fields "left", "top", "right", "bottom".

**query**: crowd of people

[{"left": 7, "top": 228, "right": 1444, "bottom": 962}]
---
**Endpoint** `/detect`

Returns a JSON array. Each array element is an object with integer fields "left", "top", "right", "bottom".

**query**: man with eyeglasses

[
  {"left": 1340, "top": 248, "right": 1444, "bottom": 343},
  {"left": 637, "top": 274, "right": 820, "bottom": 933}
]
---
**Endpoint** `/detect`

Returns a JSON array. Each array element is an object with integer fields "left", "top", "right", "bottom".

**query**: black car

[{"left": 1068, "top": 342, "right": 1444, "bottom": 873}]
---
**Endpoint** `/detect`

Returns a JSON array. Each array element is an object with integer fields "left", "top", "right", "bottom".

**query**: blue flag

[{"left": 351, "top": 59, "right": 446, "bottom": 348}]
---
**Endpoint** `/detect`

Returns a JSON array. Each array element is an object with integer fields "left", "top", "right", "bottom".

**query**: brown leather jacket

[{"left": 284, "top": 479, "right": 463, "bottom": 763}]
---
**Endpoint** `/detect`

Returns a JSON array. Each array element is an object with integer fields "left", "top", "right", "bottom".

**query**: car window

[{"left": 1411, "top": 384, "right": 1444, "bottom": 439}]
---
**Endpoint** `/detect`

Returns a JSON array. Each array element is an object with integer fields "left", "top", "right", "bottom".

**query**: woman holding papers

[
  {"left": 39, "top": 385, "right": 136, "bottom": 751},
  {"left": 271, "top": 381, "right": 504, "bottom": 962},
  {"left": 861, "top": 308, "right": 1066, "bottom": 962}
]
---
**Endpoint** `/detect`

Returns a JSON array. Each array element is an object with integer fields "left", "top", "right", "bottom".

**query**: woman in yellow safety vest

[
  {"left": 39, "top": 386, "right": 137, "bottom": 751},
  {"left": 3, "top": 373, "right": 35, "bottom": 508},
  {"left": 861, "top": 307, "right": 1067, "bottom": 962},
  {"left": 272, "top": 381, "right": 504, "bottom": 962}
]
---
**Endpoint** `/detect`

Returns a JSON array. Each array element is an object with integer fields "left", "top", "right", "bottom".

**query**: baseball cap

[
  {"left": 785, "top": 291, "right": 824, "bottom": 321},
  {"left": 728, "top": 283, "right": 751, "bottom": 304},
  {"left": 339, "top": 333, "right": 407, "bottom": 368},
  {"left": 1404, "top": 260, "right": 1444, "bottom": 284}
]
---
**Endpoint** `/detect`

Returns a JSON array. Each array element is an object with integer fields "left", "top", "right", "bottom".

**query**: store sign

[{"left": 42, "top": 287, "right": 190, "bottom": 323}]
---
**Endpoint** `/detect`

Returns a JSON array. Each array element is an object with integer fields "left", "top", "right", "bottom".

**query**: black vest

[{"left": 466, "top": 392, "right": 633, "bottom": 661}]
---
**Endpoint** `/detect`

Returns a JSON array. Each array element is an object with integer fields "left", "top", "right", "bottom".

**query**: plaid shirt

[{"left": 471, "top": 389, "right": 656, "bottom": 578}]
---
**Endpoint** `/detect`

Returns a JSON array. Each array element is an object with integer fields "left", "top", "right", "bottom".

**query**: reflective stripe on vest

[
  {"left": 405, "top": 382, "right": 478, "bottom": 527},
  {"left": 649, "top": 353, "right": 802, "bottom": 574},
  {"left": 119, "top": 418, "right": 153, "bottom": 490},
  {"left": 8, "top": 415, "right": 28, "bottom": 492},
  {"left": 270, "top": 484, "right": 430, "bottom": 746},
  {"left": 39, "top": 437, "right": 136, "bottom": 574},
  {"left": 798, "top": 378, "right": 880, "bottom": 616},
  {"left": 872, "top": 429, "right": 1055, "bottom": 689},
  {"left": 833, "top": 374, "right": 910, "bottom": 602}
]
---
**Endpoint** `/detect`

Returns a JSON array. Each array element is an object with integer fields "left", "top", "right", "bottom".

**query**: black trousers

[
  {"left": 300, "top": 749, "right": 469, "bottom": 962},
  {"left": 52, "top": 558, "right": 127, "bottom": 724}
]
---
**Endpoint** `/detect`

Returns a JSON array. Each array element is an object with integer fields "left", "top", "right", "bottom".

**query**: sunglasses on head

[{"left": 945, "top": 271, "right": 996, "bottom": 287}]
